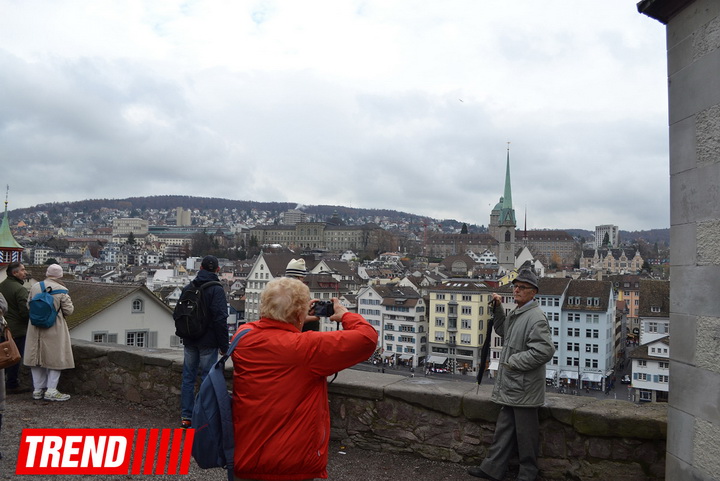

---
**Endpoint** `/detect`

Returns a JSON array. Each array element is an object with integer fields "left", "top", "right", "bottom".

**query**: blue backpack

[
  {"left": 191, "top": 327, "right": 251, "bottom": 481},
  {"left": 29, "top": 281, "right": 68, "bottom": 328}
]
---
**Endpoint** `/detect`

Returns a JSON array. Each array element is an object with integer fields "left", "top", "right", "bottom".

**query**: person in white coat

[{"left": 24, "top": 264, "right": 74, "bottom": 402}]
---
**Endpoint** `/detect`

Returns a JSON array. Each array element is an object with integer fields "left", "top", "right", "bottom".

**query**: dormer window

[
  {"left": 651, "top": 306, "right": 661, "bottom": 313},
  {"left": 132, "top": 298, "right": 144, "bottom": 313}
]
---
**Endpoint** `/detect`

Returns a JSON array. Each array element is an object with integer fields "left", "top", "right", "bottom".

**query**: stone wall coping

[{"left": 71, "top": 339, "right": 667, "bottom": 441}]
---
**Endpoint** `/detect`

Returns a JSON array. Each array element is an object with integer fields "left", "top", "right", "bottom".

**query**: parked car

[{"left": 621, "top": 375, "right": 631, "bottom": 384}]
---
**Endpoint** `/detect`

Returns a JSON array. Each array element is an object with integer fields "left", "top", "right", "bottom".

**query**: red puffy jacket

[{"left": 232, "top": 312, "right": 378, "bottom": 480}]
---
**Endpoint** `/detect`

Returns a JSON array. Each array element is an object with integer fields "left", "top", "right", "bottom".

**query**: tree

[
  {"left": 461, "top": 223, "right": 468, "bottom": 234},
  {"left": 127, "top": 232, "right": 136, "bottom": 245},
  {"left": 602, "top": 232, "right": 610, "bottom": 247}
]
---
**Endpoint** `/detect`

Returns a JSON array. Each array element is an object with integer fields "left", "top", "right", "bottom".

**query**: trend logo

[{"left": 16, "top": 428, "right": 195, "bottom": 475}]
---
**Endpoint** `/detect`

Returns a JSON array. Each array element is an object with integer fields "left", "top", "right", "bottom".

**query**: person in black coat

[{"left": 179, "top": 255, "right": 228, "bottom": 428}]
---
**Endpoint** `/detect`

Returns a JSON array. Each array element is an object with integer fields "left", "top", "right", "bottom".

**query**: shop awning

[
  {"left": 559, "top": 370, "right": 579, "bottom": 380},
  {"left": 400, "top": 354, "right": 413, "bottom": 360},
  {"left": 581, "top": 373, "right": 603, "bottom": 382},
  {"left": 426, "top": 355, "right": 447, "bottom": 364},
  {"left": 545, "top": 369, "right": 557, "bottom": 379},
  {"left": 382, "top": 352, "right": 395, "bottom": 358}
]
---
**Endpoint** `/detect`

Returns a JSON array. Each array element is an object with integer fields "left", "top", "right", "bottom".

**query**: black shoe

[{"left": 467, "top": 466, "right": 500, "bottom": 480}]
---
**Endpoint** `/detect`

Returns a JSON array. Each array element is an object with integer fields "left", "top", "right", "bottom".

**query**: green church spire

[{"left": 499, "top": 144, "right": 516, "bottom": 226}]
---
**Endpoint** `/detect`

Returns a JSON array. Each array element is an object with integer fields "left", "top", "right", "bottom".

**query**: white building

[
  {"left": 357, "top": 285, "right": 427, "bottom": 368},
  {"left": 557, "top": 280, "right": 616, "bottom": 391},
  {"left": 594, "top": 224, "right": 619, "bottom": 248},
  {"left": 629, "top": 337, "right": 670, "bottom": 403}
]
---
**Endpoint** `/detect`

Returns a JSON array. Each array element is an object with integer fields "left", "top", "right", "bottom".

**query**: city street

[{"left": 350, "top": 355, "right": 637, "bottom": 403}]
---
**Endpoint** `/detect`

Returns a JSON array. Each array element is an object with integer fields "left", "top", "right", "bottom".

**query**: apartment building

[
  {"left": 427, "top": 280, "right": 494, "bottom": 374},
  {"left": 558, "top": 280, "right": 616, "bottom": 390},
  {"left": 356, "top": 285, "right": 427, "bottom": 367},
  {"left": 629, "top": 337, "right": 670, "bottom": 403},
  {"left": 637, "top": 279, "right": 670, "bottom": 345}
]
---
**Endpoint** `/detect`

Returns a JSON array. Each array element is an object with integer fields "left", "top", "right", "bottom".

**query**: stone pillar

[{"left": 640, "top": 0, "right": 720, "bottom": 479}]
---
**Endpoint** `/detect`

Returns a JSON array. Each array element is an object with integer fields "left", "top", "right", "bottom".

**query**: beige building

[
  {"left": 112, "top": 218, "right": 149, "bottom": 237},
  {"left": 250, "top": 222, "right": 385, "bottom": 253},
  {"left": 427, "top": 280, "right": 494, "bottom": 373},
  {"left": 580, "top": 248, "right": 644, "bottom": 274}
]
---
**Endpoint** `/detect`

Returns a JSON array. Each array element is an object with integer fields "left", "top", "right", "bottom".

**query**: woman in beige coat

[{"left": 24, "top": 264, "right": 74, "bottom": 402}]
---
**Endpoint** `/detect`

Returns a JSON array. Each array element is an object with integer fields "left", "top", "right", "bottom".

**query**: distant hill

[
  {"left": 565, "top": 228, "right": 670, "bottom": 247},
  {"left": 10, "top": 195, "right": 667, "bottom": 244}
]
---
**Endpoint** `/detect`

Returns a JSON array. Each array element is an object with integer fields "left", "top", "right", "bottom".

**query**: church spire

[
  {"left": 499, "top": 143, "right": 516, "bottom": 226},
  {"left": 502, "top": 143, "right": 513, "bottom": 211},
  {"left": 0, "top": 185, "right": 24, "bottom": 265}
]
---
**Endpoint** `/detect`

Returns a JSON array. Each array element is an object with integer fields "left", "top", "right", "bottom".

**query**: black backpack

[{"left": 173, "top": 281, "right": 222, "bottom": 339}]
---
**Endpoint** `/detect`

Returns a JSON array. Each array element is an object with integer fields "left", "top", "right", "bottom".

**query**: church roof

[{"left": 0, "top": 203, "right": 23, "bottom": 250}]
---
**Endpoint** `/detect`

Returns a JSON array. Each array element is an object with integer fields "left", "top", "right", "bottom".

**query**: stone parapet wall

[{"left": 64, "top": 341, "right": 667, "bottom": 481}]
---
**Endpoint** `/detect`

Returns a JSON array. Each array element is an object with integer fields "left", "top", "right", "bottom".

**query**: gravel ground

[{"left": 0, "top": 392, "right": 476, "bottom": 481}]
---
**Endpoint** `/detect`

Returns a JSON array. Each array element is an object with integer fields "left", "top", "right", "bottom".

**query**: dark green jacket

[{"left": 0, "top": 275, "right": 30, "bottom": 337}]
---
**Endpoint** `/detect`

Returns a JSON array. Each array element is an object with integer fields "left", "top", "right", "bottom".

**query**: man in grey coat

[{"left": 468, "top": 266, "right": 555, "bottom": 481}]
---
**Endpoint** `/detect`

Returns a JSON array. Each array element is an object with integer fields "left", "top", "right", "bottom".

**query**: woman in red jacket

[{"left": 232, "top": 277, "right": 378, "bottom": 481}]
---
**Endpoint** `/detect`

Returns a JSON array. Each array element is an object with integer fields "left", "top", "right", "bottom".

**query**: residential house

[
  {"left": 57, "top": 280, "right": 180, "bottom": 349},
  {"left": 637, "top": 279, "right": 670, "bottom": 345},
  {"left": 629, "top": 336, "right": 670, "bottom": 403}
]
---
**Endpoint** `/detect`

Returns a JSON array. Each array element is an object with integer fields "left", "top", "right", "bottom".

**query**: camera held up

[{"left": 312, "top": 300, "right": 335, "bottom": 318}]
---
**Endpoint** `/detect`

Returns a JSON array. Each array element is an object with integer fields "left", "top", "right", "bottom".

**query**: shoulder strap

[
  {"left": 209, "top": 326, "right": 252, "bottom": 481},
  {"left": 39, "top": 281, "right": 46, "bottom": 292},
  {"left": 218, "top": 326, "right": 252, "bottom": 365}
]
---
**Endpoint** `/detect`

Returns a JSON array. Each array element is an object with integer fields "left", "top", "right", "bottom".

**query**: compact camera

[{"left": 312, "top": 300, "right": 335, "bottom": 317}]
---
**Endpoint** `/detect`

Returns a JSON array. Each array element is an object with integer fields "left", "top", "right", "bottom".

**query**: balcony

[{"left": 16, "top": 340, "right": 667, "bottom": 481}]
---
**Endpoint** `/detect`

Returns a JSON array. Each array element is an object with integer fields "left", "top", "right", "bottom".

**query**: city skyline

[{"left": 1, "top": 2, "right": 669, "bottom": 231}]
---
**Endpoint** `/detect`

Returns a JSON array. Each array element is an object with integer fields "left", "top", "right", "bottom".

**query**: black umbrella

[{"left": 476, "top": 299, "right": 497, "bottom": 390}]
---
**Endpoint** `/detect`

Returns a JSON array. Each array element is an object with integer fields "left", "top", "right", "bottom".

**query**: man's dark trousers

[{"left": 480, "top": 405, "right": 540, "bottom": 481}]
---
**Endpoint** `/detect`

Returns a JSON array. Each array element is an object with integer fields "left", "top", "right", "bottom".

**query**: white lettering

[
  {"left": 23, "top": 436, "right": 44, "bottom": 467},
  {"left": 60, "top": 436, "right": 82, "bottom": 467},
  {"left": 104, "top": 437, "right": 127, "bottom": 468},
  {"left": 40, "top": 436, "right": 63, "bottom": 468},
  {"left": 80, "top": 436, "right": 107, "bottom": 467}
]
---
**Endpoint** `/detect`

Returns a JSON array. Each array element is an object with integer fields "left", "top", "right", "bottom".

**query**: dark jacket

[
  {"left": 0, "top": 275, "right": 30, "bottom": 338},
  {"left": 181, "top": 269, "right": 229, "bottom": 352}
]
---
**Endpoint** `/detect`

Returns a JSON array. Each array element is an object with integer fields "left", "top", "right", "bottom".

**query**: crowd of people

[{"left": 1, "top": 257, "right": 554, "bottom": 481}]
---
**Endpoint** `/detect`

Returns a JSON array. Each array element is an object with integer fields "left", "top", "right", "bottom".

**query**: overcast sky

[{"left": 1, "top": 1, "right": 669, "bottom": 231}]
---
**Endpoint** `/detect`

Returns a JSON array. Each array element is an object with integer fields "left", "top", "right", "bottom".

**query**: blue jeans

[{"left": 180, "top": 346, "right": 218, "bottom": 420}]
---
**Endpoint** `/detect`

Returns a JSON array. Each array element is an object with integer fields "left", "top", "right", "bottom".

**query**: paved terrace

[
  {"left": 0, "top": 394, "right": 469, "bottom": 481},
  {"left": 0, "top": 341, "right": 668, "bottom": 480}
]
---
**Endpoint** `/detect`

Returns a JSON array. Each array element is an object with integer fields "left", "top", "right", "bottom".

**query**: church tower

[
  {"left": 488, "top": 146, "right": 516, "bottom": 273},
  {"left": 0, "top": 189, "right": 24, "bottom": 265}
]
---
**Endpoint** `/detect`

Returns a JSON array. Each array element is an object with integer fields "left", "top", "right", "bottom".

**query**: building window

[
  {"left": 638, "top": 360, "right": 647, "bottom": 367},
  {"left": 435, "top": 318, "right": 445, "bottom": 327},
  {"left": 93, "top": 332, "right": 108, "bottom": 343},
  {"left": 434, "top": 331, "right": 445, "bottom": 342},
  {"left": 435, "top": 305, "right": 446, "bottom": 313},
  {"left": 132, "top": 299, "right": 144, "bottom": 313},
  {"left": 126, "top": 331, "right": 147, "bottom": 347}
]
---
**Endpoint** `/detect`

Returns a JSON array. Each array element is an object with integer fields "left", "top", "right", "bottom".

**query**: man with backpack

[
  {"left": 0, "top": 262, "right": 30, "bottom": 394},
  {"left": 178, "top": 255, "right": 228, "bottom": 429}
]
